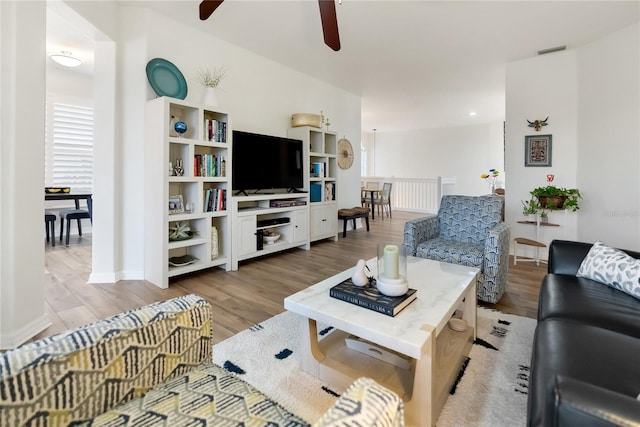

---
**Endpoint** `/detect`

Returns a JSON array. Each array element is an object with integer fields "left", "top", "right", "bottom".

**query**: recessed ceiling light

[
  {"left": 49, "top": 51, "right": 83, "bottom": 67},
  {"left": 469, "top": 111, "right": 477, "bottom": 116}
]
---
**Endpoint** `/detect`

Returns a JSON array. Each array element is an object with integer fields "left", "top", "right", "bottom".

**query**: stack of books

[{"left": 330, "top": 278, "right": 417, "bottom": 317}]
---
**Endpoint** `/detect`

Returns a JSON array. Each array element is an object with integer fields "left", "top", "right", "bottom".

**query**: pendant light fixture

[{"left": 49, "top": 51, "right": 83, "bottom": 67}]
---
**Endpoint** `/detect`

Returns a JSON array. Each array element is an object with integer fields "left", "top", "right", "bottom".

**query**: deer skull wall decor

[{"left": 527, "top": 117, "right": 549, "bottom": 131}]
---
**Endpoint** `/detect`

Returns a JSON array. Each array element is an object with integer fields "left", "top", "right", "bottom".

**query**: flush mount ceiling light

[{"left": 49, "top": 51, "right": 83, "bottom": 67}]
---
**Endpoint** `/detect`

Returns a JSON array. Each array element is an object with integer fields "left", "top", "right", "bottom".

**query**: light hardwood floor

[{"left": 39, "top": 210, "right": 545, "bottom": 344}]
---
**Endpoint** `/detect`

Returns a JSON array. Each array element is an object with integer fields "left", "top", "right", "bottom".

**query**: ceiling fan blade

[
  {"left": 200, "top": 0, "right": 224, "bottom": 20},
  {"left": 318, "top": 0, "right": 341, "bottom": 51}
]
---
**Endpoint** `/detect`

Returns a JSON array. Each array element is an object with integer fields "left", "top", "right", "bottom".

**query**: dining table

[
  {"left": 45, "top": 191, "right": 93, "bottom": 222},
  {"left": 361, "top": 188, "right": 382, "bottom": 220}
]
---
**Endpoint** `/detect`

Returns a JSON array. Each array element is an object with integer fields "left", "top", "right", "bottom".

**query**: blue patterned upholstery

[{"left": 404, "top": 195, "right": 510, "bottom": 303}]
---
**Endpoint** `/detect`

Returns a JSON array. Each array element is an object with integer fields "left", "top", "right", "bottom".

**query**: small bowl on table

[{"left": 263, "top": 232, "right": 281, "bottom": 245}]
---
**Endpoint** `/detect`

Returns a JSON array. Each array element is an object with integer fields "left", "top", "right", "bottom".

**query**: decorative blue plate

[{"left": 146, "top": 58, "right": 188, "bottom": 99}]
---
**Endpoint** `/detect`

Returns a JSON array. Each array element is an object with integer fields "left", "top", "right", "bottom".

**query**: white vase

[{"left": 203, "top": 87, "right": 218, "bottom": 107}]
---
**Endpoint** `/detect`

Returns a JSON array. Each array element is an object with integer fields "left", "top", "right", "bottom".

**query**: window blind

[{"left": 45, "top": 101, "right": 94, "bottom": 193}]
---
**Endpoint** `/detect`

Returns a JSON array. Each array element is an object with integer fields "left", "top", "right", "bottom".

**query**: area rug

[{"left": 212, "top": 307, "right": 536, "bottom": 426}]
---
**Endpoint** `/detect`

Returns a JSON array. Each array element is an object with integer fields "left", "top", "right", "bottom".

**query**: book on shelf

[
  {"left": 329, "top": 278, "right": 417, "bottom": 317},
  {"left": 194, "top": 154, "right": 226, "bottom": 177},
  {"left": 204, "top": 119, "right": 227, "bottom": 143},
  {"left": 203, "top": 188, "right": 226, "bottom": 212}
]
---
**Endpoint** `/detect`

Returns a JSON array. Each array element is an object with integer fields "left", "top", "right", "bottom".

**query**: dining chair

[
  {"left": 367, "top": 182, "right": 392, "bottom": 219},
  {"left": 45, "top": 211, "right": 56, "bottom": 247},
  {"left": 361, "top": 181, "right": 380, "bottom": 206},
  {"left": 59, "top": 209, "right": 91, "bottom": 245}
]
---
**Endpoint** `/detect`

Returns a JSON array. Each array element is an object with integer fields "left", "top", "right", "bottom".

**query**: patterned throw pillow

[{"left": 577, "top": 241, "right": 640, "bottom": 300}]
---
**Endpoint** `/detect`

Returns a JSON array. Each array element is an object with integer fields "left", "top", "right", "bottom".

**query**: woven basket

[
  {"left": 291, "top": 113, "right": 322, "bottom": 128},
  {"left": 537, "top": 195, "right": 566, "bottom": 209}
]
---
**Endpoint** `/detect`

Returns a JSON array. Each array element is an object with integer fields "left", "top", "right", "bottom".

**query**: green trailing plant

[
  {"left": 521, "top": 198, "right": 542, "bottom": 215},
  {"left": 530, "top": 185, "right": 582, "bottom": 211}
]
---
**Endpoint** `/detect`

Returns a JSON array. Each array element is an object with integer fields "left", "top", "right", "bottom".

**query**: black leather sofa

[{"left": 528, "top": 239, "right": 640, "bottom": 426}]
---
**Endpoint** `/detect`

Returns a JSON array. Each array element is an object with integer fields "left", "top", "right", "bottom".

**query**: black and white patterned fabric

[{"left": 577, "top": 241, "right": 640, "bottom": 300}]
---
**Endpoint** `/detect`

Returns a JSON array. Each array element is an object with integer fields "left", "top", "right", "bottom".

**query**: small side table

[{"left": 514, "top": 219, "right": 560, "bottom": 265}]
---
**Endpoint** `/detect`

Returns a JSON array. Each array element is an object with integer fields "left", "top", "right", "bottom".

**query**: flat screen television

[{"left": 232, "top": 130, "right": 304, "bottom": 194}]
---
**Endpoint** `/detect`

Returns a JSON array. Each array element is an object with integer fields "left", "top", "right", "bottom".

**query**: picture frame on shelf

[
  {"left": 524, "top": 134, "right": 552, "bottom": 167},
  {"left": 169, "top": 195, "right": 184, "bottom": 214}
]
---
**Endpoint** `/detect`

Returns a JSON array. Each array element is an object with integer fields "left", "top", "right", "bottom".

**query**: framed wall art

[
  {"left": 169, "top": 195, "right": 184, "bottom": 214},
  {"left": 524, "top": 134, "right": 552, "bottom": 167}
]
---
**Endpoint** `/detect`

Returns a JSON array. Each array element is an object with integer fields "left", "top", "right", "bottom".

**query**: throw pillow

[{"left": 577, "top": 241, "right": 640, "bottom": 300}]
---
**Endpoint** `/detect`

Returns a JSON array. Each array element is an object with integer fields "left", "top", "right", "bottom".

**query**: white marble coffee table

[{"left": 284, "top": 256, "right": 478, "bottom": 426}]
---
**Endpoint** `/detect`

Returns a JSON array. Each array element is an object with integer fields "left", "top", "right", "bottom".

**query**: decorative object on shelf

[
  {"left": 321, "top": 110, "right": 331, "bottom": 129},
  {"left": 480, "top": 168, "right": 500, "bottom": 194},
  {"left": 376, "top": 243, "right": 408, "bottom": 296},
  {"left": 145, "top": 58, "right": 188, "bottom": 99},
  {"left": 169, "top": 195, "right": 184, "bottom": 214},
  {"left": 174, "top": 121, "right": 187, "bottom": 138},
  {"left": 529, "top": 174, "right": 582, "bottom": 211},
  {"left": 262, "top": 230, "right": 280, "bottom": 245},
  {"left": 525, "top": 134, "right": 552, "bottom": 167},
  {"left": 169, "top": 115, "right": 179, "bottom": 137},
  {"left": 169, "top": 161, "right": 174, "bottom": 176},
  {"left": 337, "top": 138, "right": 354, "bottom": 170},
  {"left": 173, "top": 159, "right": 184, "bottom": 176},
  {"left": 211, "top": 226, "right": 218, "bottom": 260},
  {"left": 448, "top": 318, "right": 468, "bottom": 332},
  {"left": 195, "top": 66, "right": 226, "bottom": 107},
  {"left": 169, "top": 221, "right": 193, "bottom": 241},
  {"left": 351, "top": 259, "right": 370, "bottom": 287},
  {"left": 291, "top": 113, "right": 322, "bottom": 128},
  {"left": 527, "top": 116, "right": 549, "bottom": 131},
  {"left": 168, "top": 254, "right": 197, "bottom": 267}
]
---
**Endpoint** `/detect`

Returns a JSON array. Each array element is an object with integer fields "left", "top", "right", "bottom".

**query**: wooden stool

[
  {"left": 338, "top": 207, "right": 370, "bottom": 237},
  {"left": 514, "top": 237, "right": 547, "bottom": 266}
]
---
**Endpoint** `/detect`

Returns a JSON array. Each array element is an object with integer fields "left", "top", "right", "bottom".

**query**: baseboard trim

[
  {"left": 0, "top": 314, "right": 51, "bottom": 350},
  {"left": 87, "top": 270, "right": 144, "bottom": 284}
]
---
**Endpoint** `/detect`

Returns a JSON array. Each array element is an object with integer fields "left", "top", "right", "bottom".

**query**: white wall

[
  {"left": 505, "top": 22, "right": 640, "bottom": 259},
  {"left": 362, "top": 121, "right": 505, "bottom": 196},
  {"left": 113, "top": 7, "right": 362, "bottom": 278},
  {"left": 577, "top": 23, "right": 640, "bottom": 249},
  {"left": 505, "top": 51, "right": 579, "bottom": 258},
  {"left": 0, "top": 1, "right": 50, "bottom": 349}
]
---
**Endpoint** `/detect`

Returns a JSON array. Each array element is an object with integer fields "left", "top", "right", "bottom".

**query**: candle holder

[{"left": 376, "top": 242, "right": 408, "bottom": 296}]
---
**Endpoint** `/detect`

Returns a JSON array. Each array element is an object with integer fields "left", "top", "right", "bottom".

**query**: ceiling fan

[{"left": 199, "top": 0, "right": 341, "bottom": 51}]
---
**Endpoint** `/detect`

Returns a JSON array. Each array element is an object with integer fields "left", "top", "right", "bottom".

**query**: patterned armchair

[{"left": 404, "top": 195, "right": 510, "bottom": 303}]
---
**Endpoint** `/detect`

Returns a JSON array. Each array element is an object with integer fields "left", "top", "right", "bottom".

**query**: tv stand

[
  {"left": 231, "top": 193, "right": 310, "bottom": 270},
  {"left": 235, "top": 190, "right": 249, "bottom": 196},
  {"left": 288, "top": 188, "right": 308, "bottom": 193}
]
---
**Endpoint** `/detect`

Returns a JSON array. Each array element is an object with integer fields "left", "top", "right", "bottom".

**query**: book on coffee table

[{"left": 330, "top": 278, "right": 417, "bottom": 317}]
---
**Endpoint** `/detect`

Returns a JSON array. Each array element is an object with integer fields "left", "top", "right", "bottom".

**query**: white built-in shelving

[
  {"left": 144, "top": 97, "right": 231, "bottom": 288},
  {"left": 288, "top": 126, "right": 338, "bottom": 242}
]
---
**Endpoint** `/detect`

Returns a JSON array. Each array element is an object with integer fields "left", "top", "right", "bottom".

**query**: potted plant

[
  {"left": 521, "top": 198, "right": 541, "bottom": 216},
  {"left": 195, "top": 66, "right": 227, "bottom": 107},
  {"left": 529, "top": 174, "right": 582, "bottom": 212},
  {"left": 530, "top": 186, "right": 581, "bottom": 211}
]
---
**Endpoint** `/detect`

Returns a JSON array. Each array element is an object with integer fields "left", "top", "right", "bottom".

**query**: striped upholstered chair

[
  {"left": 404, "top": 195, "right": 510, "bottom": 303},
  {"left": 0, "top": 294, "right": 404, "bottom": 427}
]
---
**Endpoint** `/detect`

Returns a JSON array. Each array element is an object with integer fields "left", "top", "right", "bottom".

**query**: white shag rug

[{"left": 213, "top": 307, "right": 536, "bottom": 426}]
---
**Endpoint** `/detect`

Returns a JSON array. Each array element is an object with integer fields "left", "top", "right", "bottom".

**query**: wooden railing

[{"left": 361, "top": 176, "right": 457, "bottom": 214}]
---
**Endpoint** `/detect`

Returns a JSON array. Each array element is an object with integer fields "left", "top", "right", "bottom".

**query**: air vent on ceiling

[{"left": 537, "top": 45, "right": 567, "bottom": 55}]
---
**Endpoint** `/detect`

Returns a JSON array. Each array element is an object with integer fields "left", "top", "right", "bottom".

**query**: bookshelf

[
  {"left": 144, "top": 97, "right": 231, "bottom": 288},
  {"left": 287, "top": 126, "right": 338, "bottom": 242}
]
